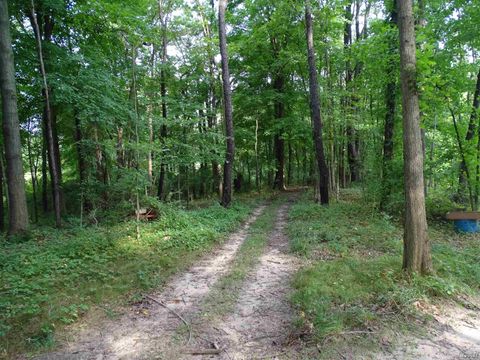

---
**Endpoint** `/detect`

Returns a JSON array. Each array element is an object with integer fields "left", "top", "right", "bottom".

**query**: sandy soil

[
  {"left": 372, "top": 300, "right": 480, "bottom": 360},
  {"left": 32, "top": 205, "right": 267, "bottom": 360},
  {"left": 188, "top": 197, "right": 303, "bottom": 360}
]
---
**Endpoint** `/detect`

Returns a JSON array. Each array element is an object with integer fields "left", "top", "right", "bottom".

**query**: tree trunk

[
  {"left": 74, "top": 112, "right": 92, "bottom": 212},
  {"left": 0, "top": 0, "right": 29, "bottom": 234},
  {"left": 74, "top": 114, "right": 87, "bottom": 184},
  {"left": 41, "top": 133, "right": 48, "bottom": 212},
  {"left": 459, "top": 68, "right": 480, "bottom": 201},
  {"left": 398, "top": 0, "right": 432, "bottom": 274},
  {"left": 27, "top": 120, "right": 39, "bottom": 223},
  {"left": 305, "top": 3, "right": 329, "bottom": 205},
  {"left": 272, "top": 73, "right": 286, "bottom": 190},
  {"left": 218, "top": 0, "right": 235, "bottom": 207},
  {"left": 0, "top": 155, "right": 5, "bottom": 232},
  {"left": 380, "top": 3, "right": 398, "bottom": 210},
  {"left": 273, "top": 133, "right": 285, "bottom": 190},
  {"left": 30, "top": 1, "right": 61, "bottom": 227},
  {"left": 157, "top": 5, "right": 169, "bottom": 201},
  {"left": 344, "top": 0, "right": 360, "bottom": 183},
  {"left": 255, "top": 118, "right": 260, "bottom": 190}
]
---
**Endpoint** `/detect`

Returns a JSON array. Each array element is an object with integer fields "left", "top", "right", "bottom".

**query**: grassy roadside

[
  {"left": 200, "top": 196, "right": 284, "bottom": 318},
  {"left": 287, "top": 189, "right": 480, "bottom": 357},
  {"left": 0, "top": 196, "right": 262, "bottom": 358}
]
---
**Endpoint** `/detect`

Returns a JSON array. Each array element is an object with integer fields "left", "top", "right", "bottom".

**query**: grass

[
  {"left": 0, "top": 196, "right": 261, "bottom": 358},
  {"left": 200, "top": 197, "right": 283, "bottom": 318},
  {"left": 288, "top": 189, "right": 480, "bottom": 357}
]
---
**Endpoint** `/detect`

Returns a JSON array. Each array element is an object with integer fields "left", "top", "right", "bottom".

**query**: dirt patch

[
  {"left": 374, "top": 300, "right": 480, "bottom": 360},
  {"left": 31, "top": 205, "right": 266, "bottom": 360},
  {"left": 189, "top": 195, "right": 305, "bottom": 359}
]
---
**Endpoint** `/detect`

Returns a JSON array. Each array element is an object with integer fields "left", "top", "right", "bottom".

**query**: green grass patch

[
  {"left": 0, "top": 197, "right": 260, "bottom": 357},
  {"left": 288, "top": 190, "right": 480, "bottom": 353}
]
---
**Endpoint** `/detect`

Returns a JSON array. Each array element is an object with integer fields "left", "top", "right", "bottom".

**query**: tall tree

[
  {"left": 218, "top": 0, "right": 234, "bottom": 207},
  {"left": 344, "top": 0, "right": 361, "bottom": 183},
  {"left": 0, "top": 0, "right": 29, "bottom": 234},
  {"left": 380, "top": 0, "right": 398, "bottom": 210},
  {"left": 458, "top": 68, "right": 480, "bottom": 206},
  {"left": 157, "top": 0, "right": 170, "bottom": 201},
  {"left": 30, "top": 0, "right": 62, "bottom": 227},
  {"left": 305, "top": 2, "right": 329, "bottom": 205},
  {"left": 271, "top": 36, "right": 287, "bottom": 191},
  {"left": 397, "top": 0, "right": 432, "bottom": 274}
]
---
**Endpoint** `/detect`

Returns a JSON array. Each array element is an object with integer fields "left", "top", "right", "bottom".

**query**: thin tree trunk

[
  {"left": 287, "top": 141, "right": 292, "bottom": 186},
  {"left": 255, "top": 117, "right": 260, "bottom": 190},
  {"left": 459, "top": 68, "right": 480, "bottom": 201},
  {"left": 30, "top": 0, "right": 61, "bottom": 227},
  {"left": 0, "top": 0, "right": 29, "bottom": 234},
  {"left": 0, "top": 155, "right": 4, "bottom": 232},
  {"left": 305, "top": 2, "right": 329, "bottom": 204},
  {"left": 380, "top": 3, "right": 398, "bottom": 210},
  {"left": 272, "top": 73, "right": 286, "bottom": 190},
  {"left": 157, "top": 5, "right": 169, "bottom": 200},
  {"left": 27, "top": 120, "right": 38, "bottom": 223},
  {"left": 450, "top": 107, "right": 475, "bottom": 210},
  {"left": 398, "top": 0, "right": 432, "bottom": 274},
  {"left": 41, "top": 133, "right": 48, "bottom": 212},
  {"left": 273, "top": 133, "right": 285, "bottom": 190},
  {"left": 74, "top": 114, "right": 87, "bottom": 184},
  {"left": 132, "top": 47, "right": 141, "bottom": 241},
  {"left": 344, "top": 0, "right": 360, "bottom": 183},
  {"left": 218, "top": 0, "right": 235, "bottom": 207},
  {"left": 147, "top": 47, "right": 155, "bottom": 184}
]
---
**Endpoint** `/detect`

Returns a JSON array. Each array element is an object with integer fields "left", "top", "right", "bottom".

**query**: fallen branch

[
  {"left": 340, "top": 330, "right": 376, "bottom": 335},
  {"left": 182, "top": 348, "right": 222, "bottom": 355},
  {"left": 145, "top": 295, "right": 192, "bottom": 344}
]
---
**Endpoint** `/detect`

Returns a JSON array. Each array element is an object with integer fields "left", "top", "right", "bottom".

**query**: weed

[
  {"left": 0, "top": 197, "right": 260, "bottom": 356},
  {"left": 288, "top": 189, "right": 480, "bottom": 356}
]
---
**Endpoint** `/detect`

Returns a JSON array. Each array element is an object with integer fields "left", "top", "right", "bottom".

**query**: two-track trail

[
  {"left": 33, "top": 195, "right": 304, "bottom": 360},
  {"left": 189, "top": 196, "right": 303, "bottom": 359}
]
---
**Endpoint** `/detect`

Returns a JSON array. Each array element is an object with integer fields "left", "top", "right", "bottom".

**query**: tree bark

[
  {"left": 30, "top": 1, "right": 61, "bottom": 227},
  {"left": 41, "top": 132, "right": 48, "bottom": 212},
  {"left": 273, "top": 133, "right": 285, "bottom": 190},
  {"left": 74, "top": 114, "right": 87, "bottom": 185},
  {"left": 0, "top": 0, "right": 29, "bottom": 234},
  {"left": 255, "top": 117, "right": 260, "bottom": 190},
  {"left": 27, "top": 120, "right": 39, "bottom": 223},
  {"left": 344, "top": 0, "right": 361, "bottom": 183},
  {"left": 157, "top": 0, "right": 169, "bottom": 201},
  {"left": 272, "top": 74, "right": 286, "bottom": 190},
  {"left": 0, "top": 155, "right": 5, "bottom": 232},
  {"left": 458, "top": 68, "right": 480, "bottom": 201},
  {"left": 218, "top": 0, "right": 235, "bottom": 207},
  {"left": 380, "top": 2, "right": 398, "bottom": 210},
  {"left": 397, "top": 0, "right": 432, "bottom": 274},
  {"left": 305, "top": 3, "right": 329, "bottom": 205}
]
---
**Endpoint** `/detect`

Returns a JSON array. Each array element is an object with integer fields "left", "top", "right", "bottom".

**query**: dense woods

[
  {"left": 1, "top": 0, "right": 480, "bottom": 356},
  {"left": 0, "top": 0, "right": 479, "bottom": 255}
]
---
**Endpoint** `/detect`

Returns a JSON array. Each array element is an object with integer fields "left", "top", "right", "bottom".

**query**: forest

[{"left": 0, "top": 0, "right": 479, "bottom": 358}]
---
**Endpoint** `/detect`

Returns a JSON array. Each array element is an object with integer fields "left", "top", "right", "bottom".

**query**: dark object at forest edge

[
  {"left": 134, "top": 208, "right": 158, "bottom": 221},
  {"left": 445, "top": 211, "right": 480, "bottom": 233}
]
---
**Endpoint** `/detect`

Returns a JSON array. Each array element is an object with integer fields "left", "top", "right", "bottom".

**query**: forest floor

[
  {"left": 29, "top": 194, "right": 305, "bottom": 359},
  {"left": 12, "top": 190, "right": 480, "bottom": 359}
]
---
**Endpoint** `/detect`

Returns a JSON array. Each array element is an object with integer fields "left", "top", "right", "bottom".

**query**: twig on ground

[
  {"left": 145, "top": 295, "right": 192, "bottom": 344},
  {"left": 182, "top": 348, "right": 222, "bottom": 355},
  {"left": 340, "top": 330, "right": 376, "bottom": 335}
]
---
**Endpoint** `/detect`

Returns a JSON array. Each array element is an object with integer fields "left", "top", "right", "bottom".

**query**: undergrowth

[
  {"left": 288, "top": 189, "right": 480, "bottom": 356},
  {"left": 0, "top": 197, "right": 260, "bottom": 357}
]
